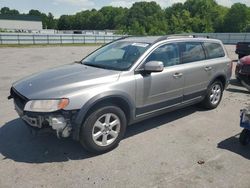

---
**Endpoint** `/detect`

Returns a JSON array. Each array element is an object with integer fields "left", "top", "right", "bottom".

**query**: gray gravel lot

[{"left": 0, "top": 45, "right": 250, "bottom": 188}]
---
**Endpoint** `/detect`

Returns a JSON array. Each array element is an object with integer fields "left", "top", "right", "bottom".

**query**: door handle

[
  {"left": 173, "top": 72, "right": 183, "bottom": 79},
  {"left": 204, "top": 66, "right": 212, "bottom": 71}
]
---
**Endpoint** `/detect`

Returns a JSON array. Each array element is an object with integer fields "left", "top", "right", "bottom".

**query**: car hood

[{"left": 13, "top": 63, "right": 121, "bottom": 99}]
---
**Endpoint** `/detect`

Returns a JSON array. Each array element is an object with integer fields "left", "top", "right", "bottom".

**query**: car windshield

[{"left": 82, "top": 41, "right": 149, "bottom": 71}]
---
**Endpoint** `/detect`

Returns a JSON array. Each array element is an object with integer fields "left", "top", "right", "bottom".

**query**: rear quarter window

[{"left": 203, "top": 42, "right": 225, "bottom": 59}]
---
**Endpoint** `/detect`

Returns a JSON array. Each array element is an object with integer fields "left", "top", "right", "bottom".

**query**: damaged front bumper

[
  {"left": 19, "top": 110, "right": 78, "bottom": 138},
  {"left": 9, "top": 87, "right": 79, "bottom": 138}
]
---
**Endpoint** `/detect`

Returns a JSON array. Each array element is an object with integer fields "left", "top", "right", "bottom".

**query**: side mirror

[{"left": 144, "top": 61, "right": 164, "bottom": 73}]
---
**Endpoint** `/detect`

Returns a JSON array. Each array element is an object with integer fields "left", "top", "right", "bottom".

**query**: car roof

[
  {"left": 120, "top": 35, "right": 222, "bottom": 45},
  {"left": 120, "top": 36, "right": 161, "bottom": 44}
]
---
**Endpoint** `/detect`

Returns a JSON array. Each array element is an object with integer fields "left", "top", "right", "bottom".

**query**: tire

[
  {"left": 239, "top": 129, "right": 250, "bottom": 146},
  {"left": 79, "top": 105, "right": 127, "bottom": 154},
  {"left": 201, "top": 80, "right": 223, "bottom": 109}
]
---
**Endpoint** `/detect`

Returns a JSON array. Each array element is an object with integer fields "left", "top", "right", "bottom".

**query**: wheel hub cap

[
  {"left": 92, "top": 113, "right": 121, "bottom": 147},
  {"left": 210, "top": 84, "right": 222, "bottom": 105}
]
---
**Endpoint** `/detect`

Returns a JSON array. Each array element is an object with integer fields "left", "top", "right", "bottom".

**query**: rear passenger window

[
  {"left": 203, "top": 42, "right": 225, "bottom": 59},
  {"left": 179, "top": 42, "right": 205, "bottom": 64}
]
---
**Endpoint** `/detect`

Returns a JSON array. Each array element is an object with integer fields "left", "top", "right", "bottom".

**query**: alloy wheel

[
  {"left": 209, "top": 84, "right": 222, "bottom": 105},
  {"left": 92, "top": 113, "right": 121, "bottom": 147}
]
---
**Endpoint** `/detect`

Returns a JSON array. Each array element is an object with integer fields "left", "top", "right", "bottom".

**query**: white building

[{"left": 0, "top": 15, "right": 42, "bottom": 31}]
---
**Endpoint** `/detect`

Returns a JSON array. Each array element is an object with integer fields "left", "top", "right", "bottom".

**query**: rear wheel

[
  {"left": 202, "top": 80, "right": 223, "bottom": 109},
  {"left": 80, "top": 105, "right": 127, "bottom": 154}
]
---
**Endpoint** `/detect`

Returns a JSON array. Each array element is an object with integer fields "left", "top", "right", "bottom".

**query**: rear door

[
  {"left": 202, "top": 42, "right": 231, "bottom": 82},
  {"left": 178, "top": 42, "right": 208, "bottom": 102}
]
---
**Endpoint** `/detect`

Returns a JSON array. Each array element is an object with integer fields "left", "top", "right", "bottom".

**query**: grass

[{"left": 0, "top": 43, "right": 103, "bottom": 48}]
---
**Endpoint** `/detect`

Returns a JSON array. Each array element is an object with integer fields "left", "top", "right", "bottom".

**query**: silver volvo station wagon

[{"left": 9, "top": 36, "right": 232, "bottom": 153}]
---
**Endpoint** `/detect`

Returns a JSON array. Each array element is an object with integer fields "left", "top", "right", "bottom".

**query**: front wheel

[
  {"left": 202, "top": 80, "right": 223, "bottom": 109},
  {"left": 80, "top": 105, "right": 127, "bottom": 154}
]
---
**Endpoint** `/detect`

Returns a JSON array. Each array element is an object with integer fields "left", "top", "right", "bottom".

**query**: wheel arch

[
  {"left": 73, "top": 91, "right": 135, "bottom": 140},
  {"left": 209, "top": 74, "right": 227, "bottom": 90}
]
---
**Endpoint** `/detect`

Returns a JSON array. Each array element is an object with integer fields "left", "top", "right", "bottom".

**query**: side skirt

[{"left": 131, "top": 96, "right": 204, "bottom": 124}]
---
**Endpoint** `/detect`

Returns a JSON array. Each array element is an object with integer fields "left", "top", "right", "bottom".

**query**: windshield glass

[{"left": 82, "top": 41, "right": 149, "bottom": 71}]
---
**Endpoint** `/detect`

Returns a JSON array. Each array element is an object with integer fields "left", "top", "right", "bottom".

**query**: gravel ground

[{"left": 0, "top": 45, "right": 250, "bottom": 188}]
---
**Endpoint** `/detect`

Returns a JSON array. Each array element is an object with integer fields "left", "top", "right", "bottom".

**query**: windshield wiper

[
  {"left": 83, "top": 62, "right": 121, "bottom": 71},
  {"left": 84, "top": 63, "right": 108, "bottom": 69}
]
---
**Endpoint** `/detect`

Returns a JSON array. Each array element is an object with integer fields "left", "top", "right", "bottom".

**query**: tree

[
  {"left": 0, "top": 7, "right": 19, "bottom": 15},
  {"left": 127, "top": 1, "right": 168, "bottom": 35},
  {"left": 99, "top": 6, "right": 127, "bottom": 30},
  {"left": 212, "top": 5, "right": 229, "bottom": 32},
  {"left": 127, "top": 21, "right": 145, "bottom": 35},
  {"left": 28, "top": 9, "right": 42, "bottom": 16},
  {"left": 166, "top": 3, "right": 193, "bottom": 34},
  {"left": 46, "top": 13, "right": 55, "bottom": 29},
  {"left": 28, "top": 10, "right": 56, "bottom": 29},
  {"left": 183, "top": 0, "right": 218, "bottom": 32},
  {"left": 57, "top": 15, "right": 74, "bottom": 30},
  {"left": 223, "top": 3, "right": 250, "bottom": 32}
]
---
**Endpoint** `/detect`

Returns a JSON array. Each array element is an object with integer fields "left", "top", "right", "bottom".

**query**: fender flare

[
  {"left": 72, "top": 91, "right": 135, "bottom": 140},
  {"left": 208, "top": 74, "right": 227, "bottom": 90}
]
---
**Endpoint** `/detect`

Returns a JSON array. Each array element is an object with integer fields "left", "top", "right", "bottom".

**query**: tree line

[{"left": 1, "top": 0, "right": 250, "bottom": 35}]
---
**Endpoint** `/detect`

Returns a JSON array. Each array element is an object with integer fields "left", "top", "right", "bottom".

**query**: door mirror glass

[{"left": 144, "top": 61, "right": 164, "bottom": 73}]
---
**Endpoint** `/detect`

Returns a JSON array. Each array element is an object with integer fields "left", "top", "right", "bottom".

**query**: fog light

[{"left": 49, "top": 116, "right": 67, "bottom": 130}]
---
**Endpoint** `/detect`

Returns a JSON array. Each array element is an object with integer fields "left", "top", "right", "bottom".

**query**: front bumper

[
  {"left": 10, "top": 87, "right": 79, "bottom": 138},
  {"left": 235, "top": 49, "right": 250, "bottom": 56},
  {"left": 18, "top": 107, "right": 78, "bottom": 138},
  {"left": 235, "top": 63, "right": 250, "bottom": 78}
]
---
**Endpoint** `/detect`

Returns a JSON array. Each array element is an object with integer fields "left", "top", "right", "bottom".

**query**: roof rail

[
  {"left": 192, "top": 35, "right": 210, "bottom": 39},
  {"left": 153, "top": 34, "right": 210, "bottom": 43}
]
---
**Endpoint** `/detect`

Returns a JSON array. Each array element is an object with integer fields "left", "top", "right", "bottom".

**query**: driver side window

[{"left": 145, "top": 43, "right": 180, "bottom": 67}]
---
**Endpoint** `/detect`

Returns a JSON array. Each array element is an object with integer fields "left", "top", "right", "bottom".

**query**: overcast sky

[{"left": 0, "top": 0, "right": 250, "bottom": 17}]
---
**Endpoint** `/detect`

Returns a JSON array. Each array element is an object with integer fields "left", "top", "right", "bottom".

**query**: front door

[{"left": 135, "top": 43, "right": 185, "bottom": 116}]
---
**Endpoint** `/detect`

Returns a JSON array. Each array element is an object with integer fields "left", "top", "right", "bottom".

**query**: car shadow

[
  {"left": 226, "top": 79, "right": 250, "bottom": 94},
  {"left": 0, "top": 118, "right": 95, "bottom": 163},
  {"left": 226, "top": 88, "right": 250, "bottom": 94},
  {"left": 0, "top": 106, "right": 198, "bottom": 163},
  {"left": 229, "top": 79, "right": 242, "bottom": 87},
  {"left": 217, "top": 134, "right": 250, "bottom": 160}
]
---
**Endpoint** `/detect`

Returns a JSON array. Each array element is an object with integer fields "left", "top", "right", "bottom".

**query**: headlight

[{"left": 24, "top": 98, "right": 69, "bottom": 112}]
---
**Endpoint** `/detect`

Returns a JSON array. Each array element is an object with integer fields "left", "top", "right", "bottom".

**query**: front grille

[
  {"left": 11, "top": 87, "right": 28, "bottom": 110},
  {"left": 241, "top": 65, "right": 250, "bottom": 74}
]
